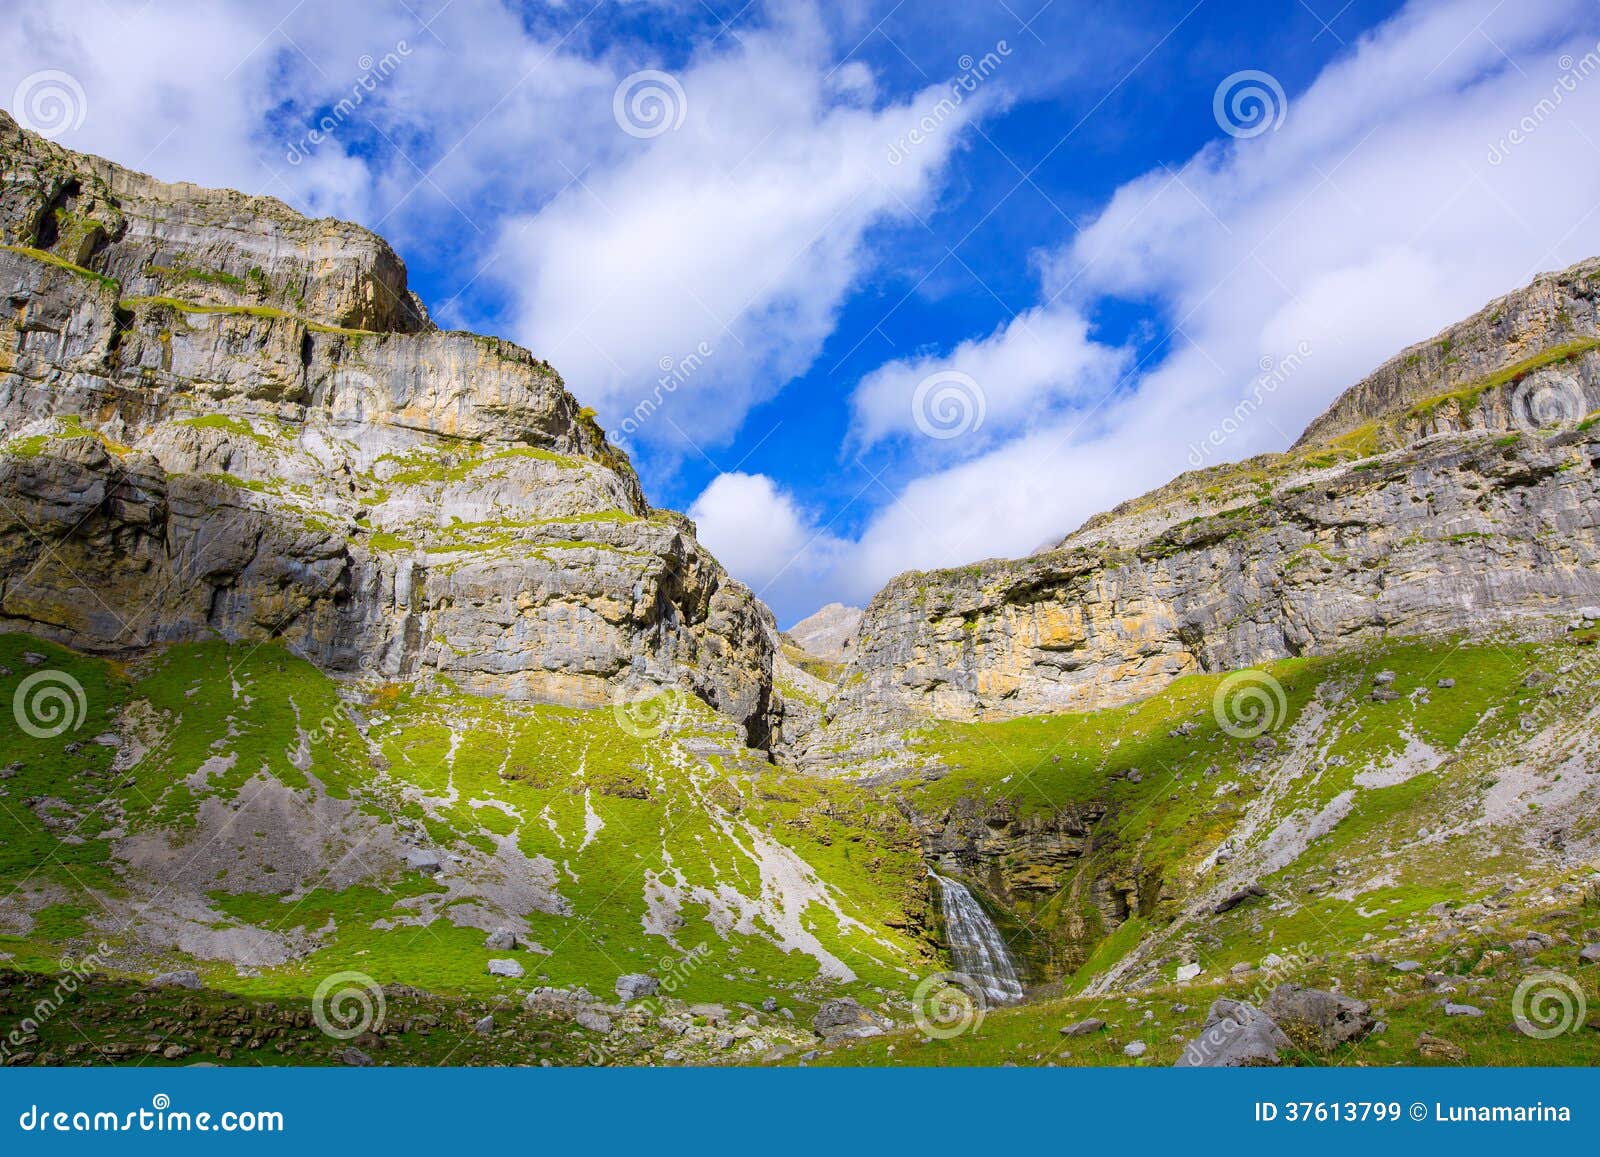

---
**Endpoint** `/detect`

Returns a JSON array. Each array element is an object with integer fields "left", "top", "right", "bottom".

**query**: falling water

[{"left": 930, "top": 870, "right": 1025, "bottom": 1004}]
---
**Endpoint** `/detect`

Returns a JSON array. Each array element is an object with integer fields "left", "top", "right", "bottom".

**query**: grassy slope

[
  {"left": 803, "top": 632, "right": 1600, "bottom": 1065},
  {"left": 0, "top": 635, "right": 928, "bottom": 1018},
  {"left": 3, "top": 632, "right": 1597, "bottom": 1066}
]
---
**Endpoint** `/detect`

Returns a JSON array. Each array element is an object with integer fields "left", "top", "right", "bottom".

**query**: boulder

[
  {"left": 1262, "top": 984, "right": 1376, "bottom": 1050},
  {"left": 341, "top": 1047, "right": 373, "bottom": 1066},
  {"left": 487, "top": 958, "right": 524, "bottom": 979},
  {"left": 811, "top": 998, "right": 886, "bottom": 1042},
  {"left": 1122, "top": 1041, "right": 1147, "bottom": 1058},
  {"left": 406, "top": 849, "right": 443, "bottom": 875},
  {"left": 149, "top": 970, "right": 202, "bottom": 990},
  {"left": 1578, "top": 943, "right": 1600, "bottom": 964},
  {"left": 484, "top": 929, "right": 516, "bottom": 951},
  {"left": 1442, "top": 1002, "right": 1484, "bottom": 1017},
  {"left": 574, "top": 1009, "right": 613, "bottom": 1034},
  {"left": 1416, "top": 1032, "right": 1466, "bottom": 1062},
  {"left": 1213, "top": 884, "right": 1266, "bottom": 914},
  {"left": 1060, "top": 1018, "right": 1106, "bottom": 1037},
  {"left": 472, "top": 1015, "right": 495, "bottom": 1035},
  {"left": 614, "top": 974, "right": 659, "bottom": 1002},
  {"left": 1173, "top": 999, "right": 1291, "bottom": 1067}
]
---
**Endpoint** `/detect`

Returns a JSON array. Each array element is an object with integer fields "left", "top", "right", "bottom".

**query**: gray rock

[
  {"left": 472, "top": 1015, "right": 494, "bottom": 1034},
  {"left": 1174, "top": 999, "right": 1291, "bottom": 1068},
  {"left": 574, "top": 1009, "right": 613, "bottom": 1034},
  {"left": 1436, "top": 678, "right": 1456, "bottom": 688},
  {"left": 1060, "top": 1018, "right": 1106, "bottom": 1037},
  {"left": 1442, "top": 1002, "right": 1484, "bottom": 1017},
  {"left": 1579, "top": 943, "right": 1600, "bottom": 964},
  {"left": 1122, "top": 1041, "right": 1147, "bottom": 1058},
  {"left": 406, "top": 849, "right": 443, "bottom": 875},
  {"left": 487, "top": 958, "right": 524, "bottom": 979},
  {"left": 1373, "top": 670, "right": 1397, "bottom": 685},
  {"left": 1392, "top": 960, "right": 1424, "bottom": 973},
  {"left": 811, "top": 998, "right": 885, "bottom": 1042},
  {"left": 614, "top": 974, "right": 659, "bottom": 1002},
  {"left": 761, "top": 996, "right": 778, "bottom": 1012},
  {"left": 149, "top": 970, "right": 202, "bottom": 990},
  {"left": 1262, "top": 984, "right": 1375, "bottom": 1050},
  {"left": 484, "top": 929, "right": 516, "bottom": 951},
  {"left": 341, "top": 1047, "right": 373, "bottom": 1066}
]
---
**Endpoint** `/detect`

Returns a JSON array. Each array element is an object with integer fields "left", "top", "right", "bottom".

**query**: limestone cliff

[
  {"left": 0, "top": 112, "right": 781, "bottom": 742},
  {"left": 799, "top": 256, "right": 1600, "bottom": 774}
]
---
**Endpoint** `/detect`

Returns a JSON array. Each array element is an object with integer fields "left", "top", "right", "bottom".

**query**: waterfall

[{"left": 930, "top": 871, "right": 1024, "bottom": 1004}]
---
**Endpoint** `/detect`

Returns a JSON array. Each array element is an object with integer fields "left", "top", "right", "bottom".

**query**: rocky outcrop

[
  {"left": 1295, "top": 255, "right": 1599, "bottom": 449},
  {"left": 0, "top": 111, "right": 781, "bottom": 742},
  {"left": 918, "top": 796, "right": 1157, "bottom": 976},
  {"left": 798, "top": 257, "right": 1600, "bottom": 773}
]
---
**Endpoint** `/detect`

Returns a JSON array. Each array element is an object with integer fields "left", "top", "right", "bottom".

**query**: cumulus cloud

[
  {"left": 758, "top": 0, "right": 1600, "bottom": 612},
  {"left": 494, "top": 15, "right": 990, "bottom": 449},
  {"left": 687, "top": 473, "right": 847, "bottom": 624},
  {"left": 849, "top": 305, "right": 1127, "bottom": 450}
]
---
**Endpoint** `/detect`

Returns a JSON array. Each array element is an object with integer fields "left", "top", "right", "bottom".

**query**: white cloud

[
  {"left": 772, "top": 0, "right": 1600, "bottom": 613},
  {"left": 849, "top": 304, "right": 1127, "bottom": 450},
  {"left": 688, "top": 473, "right": 847, "bottom": 624},
  {"left": 493, "top": 17, "right": 990, "bottom": 449}
]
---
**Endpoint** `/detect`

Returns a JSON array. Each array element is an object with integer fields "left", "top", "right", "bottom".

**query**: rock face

[
  {"left": 783, "top": 603, "right": 862, "bottom": 663},
  {"left": 919, "top": 797, "right": 1117, "bottom": 975},
  {"left": 0, "top": 111, "right": 780, "bottom": 744},
  {"left": 798, "top": 255, "right": 1600, "bottom": 772}
]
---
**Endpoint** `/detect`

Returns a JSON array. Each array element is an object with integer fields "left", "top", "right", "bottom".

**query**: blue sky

[{"left": 7, "top": 0, "right": 1600, "bottom": 624}]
